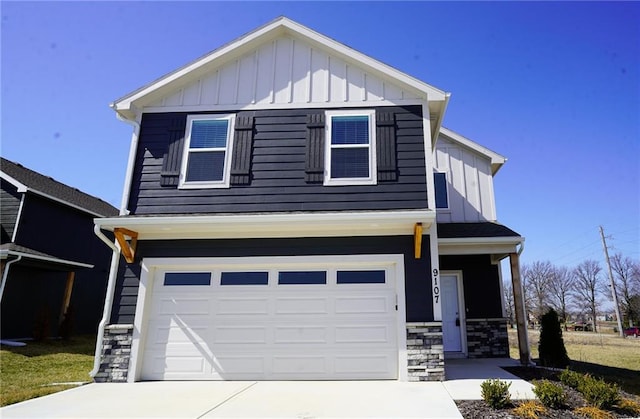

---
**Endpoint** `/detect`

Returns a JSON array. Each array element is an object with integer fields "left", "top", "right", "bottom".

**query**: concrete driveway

[
  {"left": 1, "top": 380, "right": 463, "bottom": 418},
  {"left": 1, "top": 359, "right": 533, "bottom": 418}
]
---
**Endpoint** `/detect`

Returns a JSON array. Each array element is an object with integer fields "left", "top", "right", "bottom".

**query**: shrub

[
  {"left": 616, "top": 398, "right": 640, "bottom": 416},
  {"left": 512, "top": 400, "right": 547, "bottom": 419},
  {"left": 574, "top": 406, "right": 614, "bottom": 419},
  {"left": 538, "top": 308, "right": 569, "bottom": 368},
  {"left": 578, "top": 376, "right": 620, "bottom": 410},
  {"left": 533, "top": 379, "right": 566, "bottom": 409},
  {"left": 559, "top": 368, "right": 584, "bottom": 389},
  {"left": 480, "top": 378, "right": 512, "bottom": 409}
]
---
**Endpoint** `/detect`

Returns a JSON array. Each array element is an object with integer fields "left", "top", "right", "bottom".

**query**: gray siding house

[{"left": 92, "top": 17, "right": 529, "bottom": 383}]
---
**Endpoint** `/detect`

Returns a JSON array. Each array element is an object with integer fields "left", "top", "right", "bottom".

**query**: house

[
  {"left": 0, "top": 158, "right": 119, "bottom": 339},
  {"left": 92, "top": 17, "right": 530, "bottom": 383}
]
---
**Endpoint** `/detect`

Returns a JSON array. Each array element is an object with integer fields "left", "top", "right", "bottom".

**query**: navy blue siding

[
  {"left": 128, "top": 106, "right": 428, "bottom": 214},
  {"left": 110, "top": 235, "right": 433, "bottom": 324},
  {"left": 1, "top": 179, "right": 21, "bottom": 242},
  {"left": 0, "top": 194, "right": 112, "bottom": 337},
  {"left": 439, "top": 255, "right": 503, "bottom": 319}
]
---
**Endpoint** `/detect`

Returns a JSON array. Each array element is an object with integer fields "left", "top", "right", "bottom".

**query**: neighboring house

[
  {"left": 0, "top": 158, "right": 118, "bottom": 338},
  {"left": 92, "top": 17, "right": 529, "bottom": 383}
]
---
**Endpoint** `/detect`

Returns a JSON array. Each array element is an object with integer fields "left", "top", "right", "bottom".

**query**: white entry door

[
  {"left": 441, "top": 274, "right": 463, "bottom": 353},
  {"left": 138, "top": 256, "right": 400, "bottom": 381}
]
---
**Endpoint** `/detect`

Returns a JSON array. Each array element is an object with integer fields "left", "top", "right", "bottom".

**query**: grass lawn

[
  {"left": 0, "top": 335, "right": 96, "bottom": 407},
  {"left": 508, "top": 328, "right": 640, "bottom": 395}
]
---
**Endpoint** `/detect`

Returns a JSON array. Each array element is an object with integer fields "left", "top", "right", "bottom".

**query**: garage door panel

[
  {"left": 140, "top": 259, "right": 399, "bottom": 381},
  {"left": 216, "top": 297, "right": 269, "bottom": 315}
]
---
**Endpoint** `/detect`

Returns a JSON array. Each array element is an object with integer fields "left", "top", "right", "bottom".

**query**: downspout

[
  {"left": 114, "top": 108, "right": 141, "bottom": 216},
  {"left": 0, "top": 255, "right": 22, "bottom": 303},
  {"left": 89, "top": 225, "right": 120, "bottom": 378}
]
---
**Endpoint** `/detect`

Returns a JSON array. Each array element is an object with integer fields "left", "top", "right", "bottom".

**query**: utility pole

[{"left": 600, "top": 226, "right": 623, "bottom": 337}]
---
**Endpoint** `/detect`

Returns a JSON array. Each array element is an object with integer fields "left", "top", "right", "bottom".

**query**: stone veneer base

[
  {"left": 93, "top": 324, "right": 133, "bottom": 383},
  {"left": 466, "top": 318, "right": 509, "bottom": 358},
  {"left": 406, "top": 322, "right": 444, "bottom": 381}
]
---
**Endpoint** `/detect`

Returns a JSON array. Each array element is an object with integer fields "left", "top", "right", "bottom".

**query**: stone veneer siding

[
  {"left": 93, "top": 324, "right": 133, "bottom": 383},
  {"left": 406, "top": 322, "right": 444, "bottom": 381},
  {"left": 465, "top": 318, "right": 509, "bottom": 358}
]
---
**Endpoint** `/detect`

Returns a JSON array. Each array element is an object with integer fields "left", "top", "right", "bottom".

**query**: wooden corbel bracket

[
  {"left": 114, "top": 228, "right": 139, "bottom": 263},
  {"left": 414, "top": 222, "right": 423, "bottom": 259}
]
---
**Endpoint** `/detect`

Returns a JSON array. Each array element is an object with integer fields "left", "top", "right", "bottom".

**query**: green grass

[
  {"left": 508, "top": 329, "right": 640, "bottom": 395},
  {"left": 0, "top": 335, "right": 96, "bottom": 407}
]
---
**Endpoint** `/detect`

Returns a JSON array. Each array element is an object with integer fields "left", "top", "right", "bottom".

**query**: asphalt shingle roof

[
  {"left": 437, "top": 222, "right": 521, "bottom": 238},
  {"left": 1, "top": 158, "right": 118, "bottom": 217}
]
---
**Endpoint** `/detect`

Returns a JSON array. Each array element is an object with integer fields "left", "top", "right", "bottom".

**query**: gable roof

[
  {"left": 438, "top": 127, "right": 507, "bottom": 175},
  {"left": 1, "top": 158, "right": 118, "bottom": 218},
  {"left": 111, "top": 17, "right": 450, "bottom": 141}
]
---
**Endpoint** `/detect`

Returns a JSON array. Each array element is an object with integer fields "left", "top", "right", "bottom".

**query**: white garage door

[{"left": 139, "top": 257, "right": 399, "bottom": 380}]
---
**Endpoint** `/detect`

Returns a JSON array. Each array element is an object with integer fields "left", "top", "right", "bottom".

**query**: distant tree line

[{"left": 503, "top": 253, "right": 640, "bottom": 332}]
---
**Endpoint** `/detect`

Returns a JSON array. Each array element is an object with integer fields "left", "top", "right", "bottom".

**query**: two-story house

[
  {"left": 92, "top": 17, "right": 529, "bottom": 383},
  {"left": 1, "top": 158, "right": 118, "bottom": 339}
]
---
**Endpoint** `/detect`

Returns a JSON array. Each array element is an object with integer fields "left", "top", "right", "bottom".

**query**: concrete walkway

[{"left": 1, "top": 359, "right": 533, "bottom": 418}]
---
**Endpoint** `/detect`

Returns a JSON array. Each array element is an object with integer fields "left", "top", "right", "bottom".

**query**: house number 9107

[{"left": 433, "top": 268, "right": 440, "bottom": 304}]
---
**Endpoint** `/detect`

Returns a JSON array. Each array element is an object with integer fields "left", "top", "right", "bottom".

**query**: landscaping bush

[
  {"left": 578, "top": 375, "right": 620, "bottom": 410},
  {"left": 512, "top": 400, "right": 547, "bottom": 419},
  {"left": 559, "top": 368, "right": 584, "bottom": 389},
  {"left": 574, "top": 406, "right": 614, "bottom": 419},
  {"left": 532, "top": 379, "right": 566, "bottom": 409},
  {"left": 538, "top": 308, "right": 569, "bottom": 368},
  {"left": 616, "top": 398, "right": 640, "bottom": 417},
  {"left": 480, "top": 378, "right": 512, "bottom": 409}
]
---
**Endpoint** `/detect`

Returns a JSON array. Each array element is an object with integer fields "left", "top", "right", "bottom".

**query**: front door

[{"left": 441, "top": 274, "right": 464, "bottom": 354}]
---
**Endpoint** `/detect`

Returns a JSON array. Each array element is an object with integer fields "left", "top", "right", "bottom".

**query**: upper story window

[
  {"left": 324, "top": 110, "right": 376, "bottom": 186},
  {"left": 179, "top": 114, "right": 235, "bottom": 189},
  {"left": 434, "top": 172, "right": 449, "bottom": 209}
]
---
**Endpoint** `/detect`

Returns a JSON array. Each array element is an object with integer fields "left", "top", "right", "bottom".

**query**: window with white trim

[
  {"left": 179, "top": 114, "right": 235, "bottom": 188},
  {"left": 324, "top": 110, "right": 376, "bottom": 186}
]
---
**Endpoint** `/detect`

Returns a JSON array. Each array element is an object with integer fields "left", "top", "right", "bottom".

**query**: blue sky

[{"left": 2, "top": 1, "right": 638, "bottom": 267}]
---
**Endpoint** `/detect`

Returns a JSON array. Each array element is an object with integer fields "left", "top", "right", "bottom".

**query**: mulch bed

[{"left": 454, "top": 366, "right": 640, "bottom": 419}]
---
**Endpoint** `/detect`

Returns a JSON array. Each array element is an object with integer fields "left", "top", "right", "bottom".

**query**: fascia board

[
  {"left": 112, "top": 17, "right": 448, "bottom": 120},
  {"left": 438, "top": 127, "right": 507, "bottom": 175},
  {"left": 94, "top": 210, "right": 436, "bottom": 240},
  {"left": 0, "top": 250, "right": 93, "bottom": 268},
  {"left": 1, "top": 171, "right": 109, "bottom": 218},
  {"left": 437, "top": 236, "right": 524, "bottom": 256}
]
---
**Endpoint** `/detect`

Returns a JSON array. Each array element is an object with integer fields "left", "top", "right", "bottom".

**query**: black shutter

[
  {"left": 160, "top": 115, "right": 187, "bottom": 187},
  {"left": 230, "top": 113, "right": 255, "bottom": 185},
  {"left": 305, "top": 112, "right": 325, "bottom": 183},
  {"left": 376, "top": 110, "right": 397, "bottom": 182}
]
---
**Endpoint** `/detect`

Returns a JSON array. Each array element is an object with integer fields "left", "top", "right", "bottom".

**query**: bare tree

[
  {"left": 522, "top": 261, "right": 554, "bottom": 322},
  {"left": 503, "top": 279, "right": 515, "bottom": 327},
  {"left": 548, "top": 266, "right": 574, "bottom": 329},
  {"left": 572, "top": 260, "right": 603, "bottom": 332},
  {"left": 611, "top": 254, "right": 640, "bottom": 327}
]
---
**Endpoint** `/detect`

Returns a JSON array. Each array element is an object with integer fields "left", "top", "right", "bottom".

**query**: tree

[
  {"left": 548, "top": 266, "right": 574, "bottom": 329},
  {"left": 610, "top": 254, "right": 640, "bottom": 327},
  {"left": 503, "top": 279, "right": 515, "bottom": 327},
  {"left": 538, "top": 308, "right": 570, "bottom": 368},
  {"left": 522, "top": 261, "right": 554, "bottom": 322},
  {"left": 572, "top": 260, "right": 603, "bottom": 332}
]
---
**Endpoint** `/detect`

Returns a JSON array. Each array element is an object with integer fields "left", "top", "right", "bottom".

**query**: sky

[{"left": 2, "top": 1, "right": 639, "bottom": 268}]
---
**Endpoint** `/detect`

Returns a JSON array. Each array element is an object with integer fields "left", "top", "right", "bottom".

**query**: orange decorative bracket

[
  {"left": 414, "top": 223, "right": 423, "bottom": 259},
  {"left": 114, "top": 228, "right": 139, "bottom": 263}
]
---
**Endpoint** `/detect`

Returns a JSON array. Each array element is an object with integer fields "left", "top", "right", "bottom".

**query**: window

[
  {"left": 337, "top": 270, "right": 385, "bottom": 284},
  {"left": 325, "top": 110, "right": 376, "bottom": 186},
  {"left": 434, "top": 172, "right": 449, "bottom": 209},
  {"left": 220, "top": 272, "right": 268, "bottom": 285},
  {"left": 164, "top": 272, "right": 211, "bottom": 286},
  {"left": 278, "top": 271, "right": 327, "bottom": 285},
  {"left": 179, "top": 115, "right": 235, "bottom": 188}
]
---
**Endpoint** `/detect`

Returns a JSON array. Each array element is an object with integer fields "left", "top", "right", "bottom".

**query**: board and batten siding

[
  {"left": 109, "top": 235, "right": 433, "bottom": 325},
  {"left": 434, "top": 136, "right": 497, "bottom": 223},
  {"left": 0, "top": 179, "right": 22, "bottom": 242},
  {"left": 147, "top": 36, "right": 422, "bottom": 111},
  {"left": 128, "top": 106, "right": 428, "bottom": 215}
]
